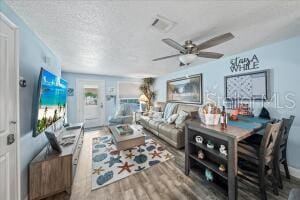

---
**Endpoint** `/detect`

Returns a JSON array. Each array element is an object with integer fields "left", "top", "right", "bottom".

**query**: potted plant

[{"left": 207, "top": 140, "right": 214, "bottom": 149}]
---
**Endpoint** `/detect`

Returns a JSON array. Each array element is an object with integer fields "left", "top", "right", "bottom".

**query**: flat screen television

[{"left": 32, "top": 68, "right": 68, "bottom": 137}]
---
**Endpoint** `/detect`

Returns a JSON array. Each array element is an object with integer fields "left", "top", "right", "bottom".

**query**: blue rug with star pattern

[{"left": 91, "top": 135, "right": 174, "bottom": 190}]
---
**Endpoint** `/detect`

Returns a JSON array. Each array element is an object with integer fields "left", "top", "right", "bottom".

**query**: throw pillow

[
  {"left": 175, "top": 110, "right": 189, "bottom": 125},
  {"left": 167, "top": 114, "right": 178, "bottom": 124},
  {"left": 152, "top": 111, "right": 164, "bottom": 119}
]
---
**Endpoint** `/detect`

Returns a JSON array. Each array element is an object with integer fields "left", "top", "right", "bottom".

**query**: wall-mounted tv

[{"left": 32, "top": 68, "right": 68, "bottom": 137}]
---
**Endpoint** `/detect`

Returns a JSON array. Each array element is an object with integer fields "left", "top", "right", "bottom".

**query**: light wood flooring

[{"left": 46, "top": 128, "right": 300, "bottom": 200}]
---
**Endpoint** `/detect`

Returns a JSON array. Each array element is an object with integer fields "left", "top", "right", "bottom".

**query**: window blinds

[{"left": 118, "top": 82, "right": 141, "bottom": 99}]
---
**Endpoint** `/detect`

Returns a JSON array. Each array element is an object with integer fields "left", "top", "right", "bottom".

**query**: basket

[{"left": 199, "top": 114, "right": 221, "bottom": 125}]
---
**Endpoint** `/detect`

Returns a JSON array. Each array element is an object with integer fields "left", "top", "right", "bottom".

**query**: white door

[
  {"left": 76, "top": 80, "right": 105, "bottom": 128},
  {"left": 0, "top": 13, "right": 20, "bottom": 200}
]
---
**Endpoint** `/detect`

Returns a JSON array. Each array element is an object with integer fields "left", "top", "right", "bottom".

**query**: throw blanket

[{"left": 163, "top": 103, "right": 178, "bottom": 120}]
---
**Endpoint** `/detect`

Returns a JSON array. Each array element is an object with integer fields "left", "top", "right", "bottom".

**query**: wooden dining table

[{"left": 185, "top": 116, "right": 273, "bottom": 200}]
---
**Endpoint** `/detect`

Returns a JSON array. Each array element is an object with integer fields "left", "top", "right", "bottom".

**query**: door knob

[
  {"left": 7, "top": 121, "right": 17, "bottom": 145},
  {"left": 7, "top": 134, "right": 15, "bottom": 145}
]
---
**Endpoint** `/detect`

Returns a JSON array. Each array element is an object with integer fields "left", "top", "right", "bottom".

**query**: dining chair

[
  {"left": 274, "top": 115, "right": 295, "bottom": 189},
  {"left": 238, "top": 121, "right": 283, "bottom": 200}
]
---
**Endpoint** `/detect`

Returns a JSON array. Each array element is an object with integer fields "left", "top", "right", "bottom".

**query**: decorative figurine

[
  {"left": 207, "top": 140, "right": 214, "bottom": 149},
  {"left": 219, "top": 164, "right": 226, "bottom": 172},
  {"left": 205, "top": 169, "right": 214, "bottom": 182},
  {"left": 198, "top": 150, "right": 205, "bottom": 160},
  {"left": 230, "top": 109, "right": 239, "bottom": 121},
  {"left": 238, "top": 103, "right": 253, "bottom": 116},
  {"left": 219, "top": 145, "right": 228, "bottom": 156},
  {"left": 195, "top": 135, "right": 204, "bottom": 144}
]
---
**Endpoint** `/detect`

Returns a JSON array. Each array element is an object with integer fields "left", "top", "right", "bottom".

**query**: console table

[
  {"left": 29, "top": 123, "right": 84, "bottom": 200},
  {"left": 185, "top": 118, "right": 270, "bottom": 200}
]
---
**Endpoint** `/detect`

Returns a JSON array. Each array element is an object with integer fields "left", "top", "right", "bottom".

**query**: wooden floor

[{"left": 47, "top": 128, "right": 300, "bottom": 200}]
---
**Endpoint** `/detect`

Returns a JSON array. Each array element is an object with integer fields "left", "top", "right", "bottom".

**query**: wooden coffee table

[{"left": 109, "top": 124, "right": 145, "bottom": 150}]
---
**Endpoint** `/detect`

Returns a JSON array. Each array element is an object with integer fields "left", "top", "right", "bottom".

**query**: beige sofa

[{"left": 140, "top": 103, "right": 199, "bottom": 149}]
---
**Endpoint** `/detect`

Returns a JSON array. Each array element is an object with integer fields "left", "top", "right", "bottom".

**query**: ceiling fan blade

[
  {"left": 162, "top": 38, "right": 187, "bottom": 53},
  {"left": 152, "top": 54, "right": 181, "bottom": 61},
  {"left": 196, "top": 32, "right": 234, "bottom": 50},
  {"left": 197, "top": 52, "right": 224, "bottom": 59}
]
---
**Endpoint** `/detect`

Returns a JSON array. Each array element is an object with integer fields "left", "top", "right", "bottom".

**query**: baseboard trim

[{"left": 280, "top": 165, "right": 300, "bottom": 179}]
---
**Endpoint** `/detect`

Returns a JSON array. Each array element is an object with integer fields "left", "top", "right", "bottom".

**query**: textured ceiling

[{"left": 6, "top": 0, "right": 300, "bottom": 78}]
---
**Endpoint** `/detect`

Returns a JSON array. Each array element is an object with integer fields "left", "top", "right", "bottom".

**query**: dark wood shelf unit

[
  {"left": 189, "top": 141, "right": 228, "bottom": 162},
  {"left": 189, "top": 154, "right": 228, "bottom": 180},
  {"left": 185, "top": 118, "right": 269, "bottom": 200},
  {"left": 185, "top": 120, "right": 240, "bottom": 198},
  {"left": 189, "top": 167, "right": 228, "bottom": 197}
]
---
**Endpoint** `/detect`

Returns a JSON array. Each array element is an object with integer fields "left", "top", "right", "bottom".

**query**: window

[
  {"left": 84, "top": 87, "right": 98, "bottom": 105},
  {"left": 118, "top": 82, "right": 141, "bottom": 112},
  {"left": 119, "top": 98, "right": 140, "bottom": 112}
]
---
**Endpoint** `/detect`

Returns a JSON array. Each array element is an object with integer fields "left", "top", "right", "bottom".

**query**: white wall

[
  {"left": 1, "top": 2, "right": 62, "bottom": 199},
  {"left": 154, "top": 36, "right": 300, "bottom": 169}
]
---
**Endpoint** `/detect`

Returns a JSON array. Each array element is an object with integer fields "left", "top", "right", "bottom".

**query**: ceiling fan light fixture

[{"left": 179, "top": 54, "right": 197, "bottom": 65}]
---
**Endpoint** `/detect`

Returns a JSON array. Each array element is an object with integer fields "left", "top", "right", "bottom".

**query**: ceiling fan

[{"left": 153, "top": 32, "right": 234, "bottom": 66}]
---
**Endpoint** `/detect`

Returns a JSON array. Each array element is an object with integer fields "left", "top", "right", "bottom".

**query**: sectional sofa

[{"left": 140, "top": 103, "right": 199, "bottom": 148}]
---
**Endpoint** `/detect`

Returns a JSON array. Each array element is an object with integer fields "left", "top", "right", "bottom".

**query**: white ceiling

[{"left": 6, "top": 0, "right": 300, "bottom": 78}]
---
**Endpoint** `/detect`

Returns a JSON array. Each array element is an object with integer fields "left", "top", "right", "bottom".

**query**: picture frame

[
  {"left": 167, "top": 74, "right": 203, "bottom": 104},
  {"left": 45, "top": 131, "right": 62, "bottom": 153},
  {"left": 67, "top": 88, "right": 74, "bottom": 96},
  {"left": 224, "top": 70, "right": 270, "bottom": 101}
]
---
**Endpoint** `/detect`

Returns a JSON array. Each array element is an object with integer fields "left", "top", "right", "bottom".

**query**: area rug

[{"left": 91, "top": 135, "right": 174, "bottom": 190}]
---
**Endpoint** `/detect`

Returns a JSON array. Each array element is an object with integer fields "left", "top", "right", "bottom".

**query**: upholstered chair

[{"left": 108, "top": 103, "right": 133, "bottom": 125}]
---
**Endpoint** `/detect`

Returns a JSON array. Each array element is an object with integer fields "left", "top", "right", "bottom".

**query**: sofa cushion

[
  {"left": 158, "top": 123, "right": 183, "bottom": 141},
  {"left": 140, "top": 116, "right": 151, "bottom": 126},
  {"left": 148, "top": 111, "right": 163, "bottom": 118},
  {"left": 175, "top": 122, "right": 185, "bottom": 129},
  {"left": 148, "top": 119, "right": 164, "bottom": 130}
]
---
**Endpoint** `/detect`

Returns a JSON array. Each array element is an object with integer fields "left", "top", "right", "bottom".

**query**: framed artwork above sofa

[{"left": 167, "top": 74, "right": 203, "bottom": 104}]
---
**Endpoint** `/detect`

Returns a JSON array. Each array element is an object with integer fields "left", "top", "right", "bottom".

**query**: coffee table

[{"left": 109, "top": 124, "right": 145, "bottom": 150}]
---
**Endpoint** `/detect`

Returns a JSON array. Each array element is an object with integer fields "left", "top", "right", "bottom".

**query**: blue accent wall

[
  {"left": 1, "top": 1, "right": 62, "bottom": 199},
  {"left": 62, "top": 72, "right": 141, "bottom": 124},
  {"left": 154, "top": 36, "right": 300, "bottom": 169}
]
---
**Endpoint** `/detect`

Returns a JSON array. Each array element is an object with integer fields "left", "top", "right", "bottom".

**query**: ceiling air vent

[{"left": 151, "top": 15, "right": 177, "bottom": 33}]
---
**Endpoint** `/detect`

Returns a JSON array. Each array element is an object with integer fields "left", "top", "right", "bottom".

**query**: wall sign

[
  {"left": 230, "top": 54, "right": 259, "bottom": 72},
  {"left": 224, "top": 70, "right": 270, "bottom": 101}
]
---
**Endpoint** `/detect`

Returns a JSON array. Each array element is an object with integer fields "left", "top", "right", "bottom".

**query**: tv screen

[{"left": 32, "top": 68, "right": 68, "bottom": 136}]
